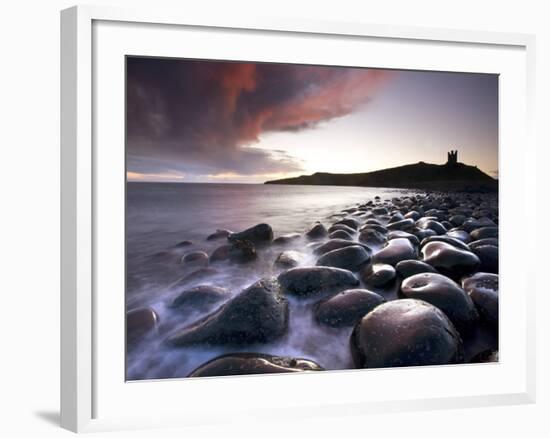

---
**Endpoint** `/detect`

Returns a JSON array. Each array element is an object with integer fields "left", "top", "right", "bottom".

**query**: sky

[{"left": 126, "top": 57, "right": 498, "bottom": 183}]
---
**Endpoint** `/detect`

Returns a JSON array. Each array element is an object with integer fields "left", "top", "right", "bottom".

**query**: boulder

[
  {"left": 314, "top": 289, "right": 385, "bottom": 328},
  {"left": 371, "top": 238, "right": 416, "bottom": 266},
  {"left": 316, "top": 245, "right": 371, "bottom": 271},
  {"left": 462, "top": 272, "right": 498, "bottom": 327},
  {"left": 170, "top": 285, "right": 229, "bottom": 311},
  {"left": 305, "top": 222, "right": 328, "bottom": 240},
  {"left": 360, "top": 263, "right": 396, "bottom": 288},
  {"left": 228, "top": 223, "right": 273, "bottom": 245},
  {"left": 422, "top": 241, "right": 480, "bottom": 279},
  {"left": 278, "top": 267, "right": 359, "bottom": 298},
  {"left": 395, "top": 259, "right": 437, "bottom": 279},
  {"left": 127, "top": 307, "right": 159, "bottom": 345}
]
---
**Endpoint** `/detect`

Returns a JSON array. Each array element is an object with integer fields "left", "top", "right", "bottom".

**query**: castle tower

[{"left": 447, "top": 150, "right": 458, "bottom": 165}]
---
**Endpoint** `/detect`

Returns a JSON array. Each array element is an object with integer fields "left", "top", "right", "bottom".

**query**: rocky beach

[{"left": 126, "top": 187, "right": 499, "bottom": 380}]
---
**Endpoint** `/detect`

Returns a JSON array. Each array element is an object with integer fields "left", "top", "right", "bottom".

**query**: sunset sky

[{"left": 126, "top": 57, "right": 498, "bottom": 183}]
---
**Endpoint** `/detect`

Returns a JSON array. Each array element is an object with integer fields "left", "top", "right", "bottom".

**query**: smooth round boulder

[
  {"left": 461, "top": 217, "right": 496, "bottom": 233},
  {"left": 314, "top": 289, "right": 385, "bottom": 328},
  {"left": 446, "top": 230, "right": 471, "bottom": 244},
  {"left": 449, "top": 214, "right": 467, "bottom": 227},
  {"left": 334, "top": 218, "right": 361, "bottom": 230},
  {"left": 371, "top": 238, "right": 416, "bottom": 266},
  {"left": 328, "top": 223, "right": 356, "bottom": 235},
  {"left": 228, "top": 223, "right": 273, "bottom": 245},
  {"left": 274, "top": 250, "right": 306, "bottom": 269},
  {"left": 358, "top": 229, "right": 387, "bottom": 246},
  {"left": 350, "top": 299, "right": 463, "bottom": 368},
  {"left": 401, "top": 273, "right": 478, "bottom": 335},
  {"left": 404, "top": 211, "right": 421, "bottom": 221},
  {"left": 273, "top": 233, "right": 302, "bottom": 245},
  {"left": 206, "top": 229, "right": 232, "bottom": 241},
  {"left": 386, "top": 218, "right": 415, "bottom": 231},
  {"left": 210, "top": 240, "right": 257, "bottom": 264},
  {"left": 414, "top": 229, "right": 437, "bottom": 241},
  {"left": 422, "top": 241, "right": 480, "bottom": 279},
  {"left": 170, "top": 285, "right": 229, "bottom": 311},
  {"left": 395, "top": 259, "right": 437, "bottom": 279},
  {"left": 421, "top": 235, "right": 470, "bottom": 251},
  {"left": 305, "top": 222, "right": 328, "bottom": 239},
  {"left": 420, "top": 219, "right": 447, "bottom": 235},
  {"left": 174, "top": 240, "right": 193, "bottom": 248},
  {"left": 188, "top": 353, "right": 324, "bottom": 377},
  {"left": 470, "top": 227, "right": 499, "bottom": 241},
  {"left": 387, "top": 230, "right": 420, "bottom": 247},
  {"left": 314, "top": 239, "right": 369, "bottom": 256},
  {"left": 329, "top": 230, "right": 354, "bottom": 240},
  {"left": 468, "top": 238, "right": 499, "bottom": 250},
  {"left": 181, "top": 251, "right": 209, "bottom": 268},
  {"left": 278, "top": 267, "right": 359, "bottom": 298},
  {"left": 316, "top": 245, "right": 370, "bottom": 271},
  {"left": 127, "top": 307, "right": 159, "bottom": 345},
  {"left": 462, "top": 272, "right": 498, "bottom": 327},
  {"left": 168, "top": 278, "right": 288, "bottom": 346},
  {"left": 360, "top": 263, "right": 396, "bottom": 288},
  {"left": 471, "top": 245, "right": 498, "bottom": 274}
]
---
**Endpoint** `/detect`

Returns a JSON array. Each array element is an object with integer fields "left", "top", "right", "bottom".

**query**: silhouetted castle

[{"left": 447, "top": 150, "right": 458, "bottom": 165}]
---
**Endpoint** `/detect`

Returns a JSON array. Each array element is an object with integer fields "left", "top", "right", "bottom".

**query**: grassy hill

[{"left": 264, "top": 161, "right": 498, "bottom": 193}]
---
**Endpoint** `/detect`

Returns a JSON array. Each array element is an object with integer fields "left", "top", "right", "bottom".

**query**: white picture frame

[{"left": 60, "top": 4, "right": 536, "bottom": 433}]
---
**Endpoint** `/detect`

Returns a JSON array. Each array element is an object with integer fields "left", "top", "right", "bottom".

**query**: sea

[{"left": 126, "top": 182, "right": 414, "bottom": 380}]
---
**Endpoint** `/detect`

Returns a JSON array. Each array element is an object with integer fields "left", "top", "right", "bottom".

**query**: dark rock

[
  {"left": 168, "top": 278, "right": 288, "bottom": 346},
  {"left": 358, "top": 229, "right": 387, "bottom": 247},
  {"left": 360, "top": 263, "right": 396, "bottom": 288},
  {"left": 422, "top": 241, "right": 480, "bottom": 279},
  {"left": 174, "top": 240, "right": 193, "bottom": 248},
  {"left": 305, "top": 222, "right": 328, "bottom": 240},
  {"left": 314, "top": 239, "right": 369, "bottom": 256},
  {"left": 419, "top": 219, "right": 447, "bottom": 235},
  {"left": 170, "top": 285, "right": 229, "bottom": 311},
  {"left": 387, "top": 230, "right": 420, "bottom": 247},
  {"left": 462, "top": 272, "right": 498, "bottom": 327},
  {"left": 395, "top": 260, "right": 437, "bottom": 278},
  {"left": 206, "top": 229, "right": 232, "bottom": 241},
  {"left": 329, "top": 230, "right": 355, "bottom": 240},
  {"left": 468, "top": 238, "right": 499, "bottom": 250},
  {"left": 446, "top": 230, "right": 472, "bottom": 244},
  {"left": 127, "top": 307, "right": 159, "bottom": 344},
  {"left": 414, "top": 229, "right": 437, "bottom": 241},
  {"left": 210, "top": 240, "right": 257, "bottom": 264},
  {"left": 174, "top": 267, "right": 219, "bottom": 287},
  {"left": 371, "top": 238, "right": 416, "bottom": 266},
  {"left": 328, "top": 223, "right": 357, "bottom": 235},
  {"left": 461, "top": 217, "right": 496, "bottom": 233},
  {"left": 334, "top": 218, "right": 361, "bottom": 230},
  {"left": 373, "top": 206, "right": 388, "bottom": 215},
  {"left": 273, "top": 233, "right": 302, "bottom": 245},
  {"left": 471, "top": 245, "right": 498, "bottom": 274},
  {"left": 274, "top": 250, "right": 305, "bottom": 269},
  {"left": 404, "top": 211, "right": 421, "bottom": 221},
  {"left": 359, "top": 223, "right": 387, "bottom": 235},
  {"left": 229, "top": 223, "right": 273, "bottom": 245},
  {"left": 278, "top": 267, "right": 359, "bottom": 298},
  {"left": 316, "top": 245, "right": 370, "bottom": 271},
  {"left": 388, "top": 212, "right": 405, "bottom": 223},
  {"left": 350, "top": 299, "right": 463, "bottom": 368},
  {"left": 386, "top": 218, "right": 415, "bottom": 231},
  {"left": 181, "top": 251, "right": 209, "bottom": 267},
  {"left": 449, "top": 214, "right": 467, "bottom": 227},
  {"left": 188, "top": 353, "right": 324, "bottom": 377},
  {"left": 470, "top": 227, "right": 499, "bottom": 241},
  {"left": 401, "top": 273, "right": 478, "bottom": 335},
  {"left": 314, "top": 289, "right": 385, "bottom": 328},
  {"left": 421, "top": 235, "right": 471, "bottom": 251},
  {"left": 470, "top": 350, "right": 498, "bottom": 363}
]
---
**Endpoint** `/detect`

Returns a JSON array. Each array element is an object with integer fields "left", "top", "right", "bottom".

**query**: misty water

[{"left": 126, "top": 182, "right": 413, "bottom": 380}]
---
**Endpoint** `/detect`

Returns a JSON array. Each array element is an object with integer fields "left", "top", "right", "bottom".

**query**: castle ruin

[{"left": 447, "top": 150, "right": 458, "bottom": 165}]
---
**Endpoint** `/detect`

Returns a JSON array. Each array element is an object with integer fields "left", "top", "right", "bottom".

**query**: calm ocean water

[{"left": 126, "top": 182, "right": 411, "bottom": 380}]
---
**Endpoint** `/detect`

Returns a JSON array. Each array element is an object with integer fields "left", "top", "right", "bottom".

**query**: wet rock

[
  {"left": 170, "top": 285, "right": 229, "bottom": 311},
  {"left": 305, "top": 222, "right": 328, "bottom": 240},
  {"left": 468, "top": 238, "right": 499, "bottom": 250},
  {"left": 449, "top": 214, "right": 467, "bottom": 227},
  {"left": 420, "top": 235, "right": 470, "bottom": 251},
  {"left": 181, "top": 251, "right": 209, "bottom": 267},
  {"left": 422, "top": 241, "right": 480, "bottom": 279},
  {"left": 419, "top": 219, "right": 447, "bottom": 235},
  {"left": 387, "top": 231, "right": 420, "bottom": 247},
  {"left": 188, "top": 353, "right": 324, "bottom": 377},
  {"left": 273, "top": 233, "right": 302, "bottom": 245},
  {"left": 414, "top": 229, "right": 437, "bottom": 241},
  {"left": 471, "top": 245, "right": 498, "bottom": 274},
  {"left": 359, "top": 223, "right": 387, "bottom": 235},
  {"left": 395, "top": 259, "right": 437, "bottom": 278},
  {"left": 360, "top": 263, "right": 396, "bottom": 288},
  {"left": 229, "top": 223, "right": 273, "bottom": 245},
  {"left": 470, "top": 227, "right": 499, "bottom": 241},
  {"left": 446, "top": 230, "right": 471, "bottom": 244},
  {"left": 314, "top": 239, "right": 369, "bottom": 256},
  {"left": 350, "top": 299, "right": 463, "bottom": 368},
  {"left": 388, "top": 212, "right": 405, "bottom": 223},
  {"left": 206, "top": 229, "right": 232, "bottom": 241},
  {"left": 168, "top": 278, "right": 288, "bottom": 346},
  {"left": 174, "top": 240, "right": 193, "bottom": 248},
  {"left": 404, "top": 211, "right": 421, "bottom": 221},
  {"left": 358, "top": 229, "right": 387, "bottom": 246},
  {"left": 334, "top": 218, "right": 361, "bottom": 230},
  {"left": 371, "top": 238, "right": 416, "bottom": 266},
  {"left": 386, "top": 218, "right": 415, "bottom": 231},
  {"left": 329, "top": 230, "right": 355, "bottom": 240},
  {"left": 328, "top": 224, "right": 357, "bottom": 235},
  {"left": 127, "top": 307, "right": 159, "bottom": 344},
  {"left": 462, "top": 272, "right": 498, "bottom": 327},
  {"left": 316, "top": 245, "right": 370, "bottom": 271},
  {"left": 274, "top": 250, "right": 306, "bottom": 269},
  {"left": 278, "top": 267, "right": 359, "bottom": 298},
  {"left": 314, "top": 289, "right": 385, "bottom": 328},
  {"left": 401, "top": 273, "right": 478, "bottom": 335},
  {"left": 210, "top": 240, "right": 257, "bottom": 264},
  {"left": 461, "top": 217, "right": 496, "bottom": 233}
]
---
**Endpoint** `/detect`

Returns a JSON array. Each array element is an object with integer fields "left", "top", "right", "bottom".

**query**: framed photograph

[{"left": 61, "top": 5, "right": 536, "bottom": 433}]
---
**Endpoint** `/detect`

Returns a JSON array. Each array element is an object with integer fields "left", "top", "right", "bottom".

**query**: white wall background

[{"left": 0, "top": 0, "right": 547, "bottom": 436}]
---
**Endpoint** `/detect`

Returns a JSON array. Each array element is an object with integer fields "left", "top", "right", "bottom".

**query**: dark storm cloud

[{"left": 126, "top": 57, "right": 392, "bottom": 177}]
